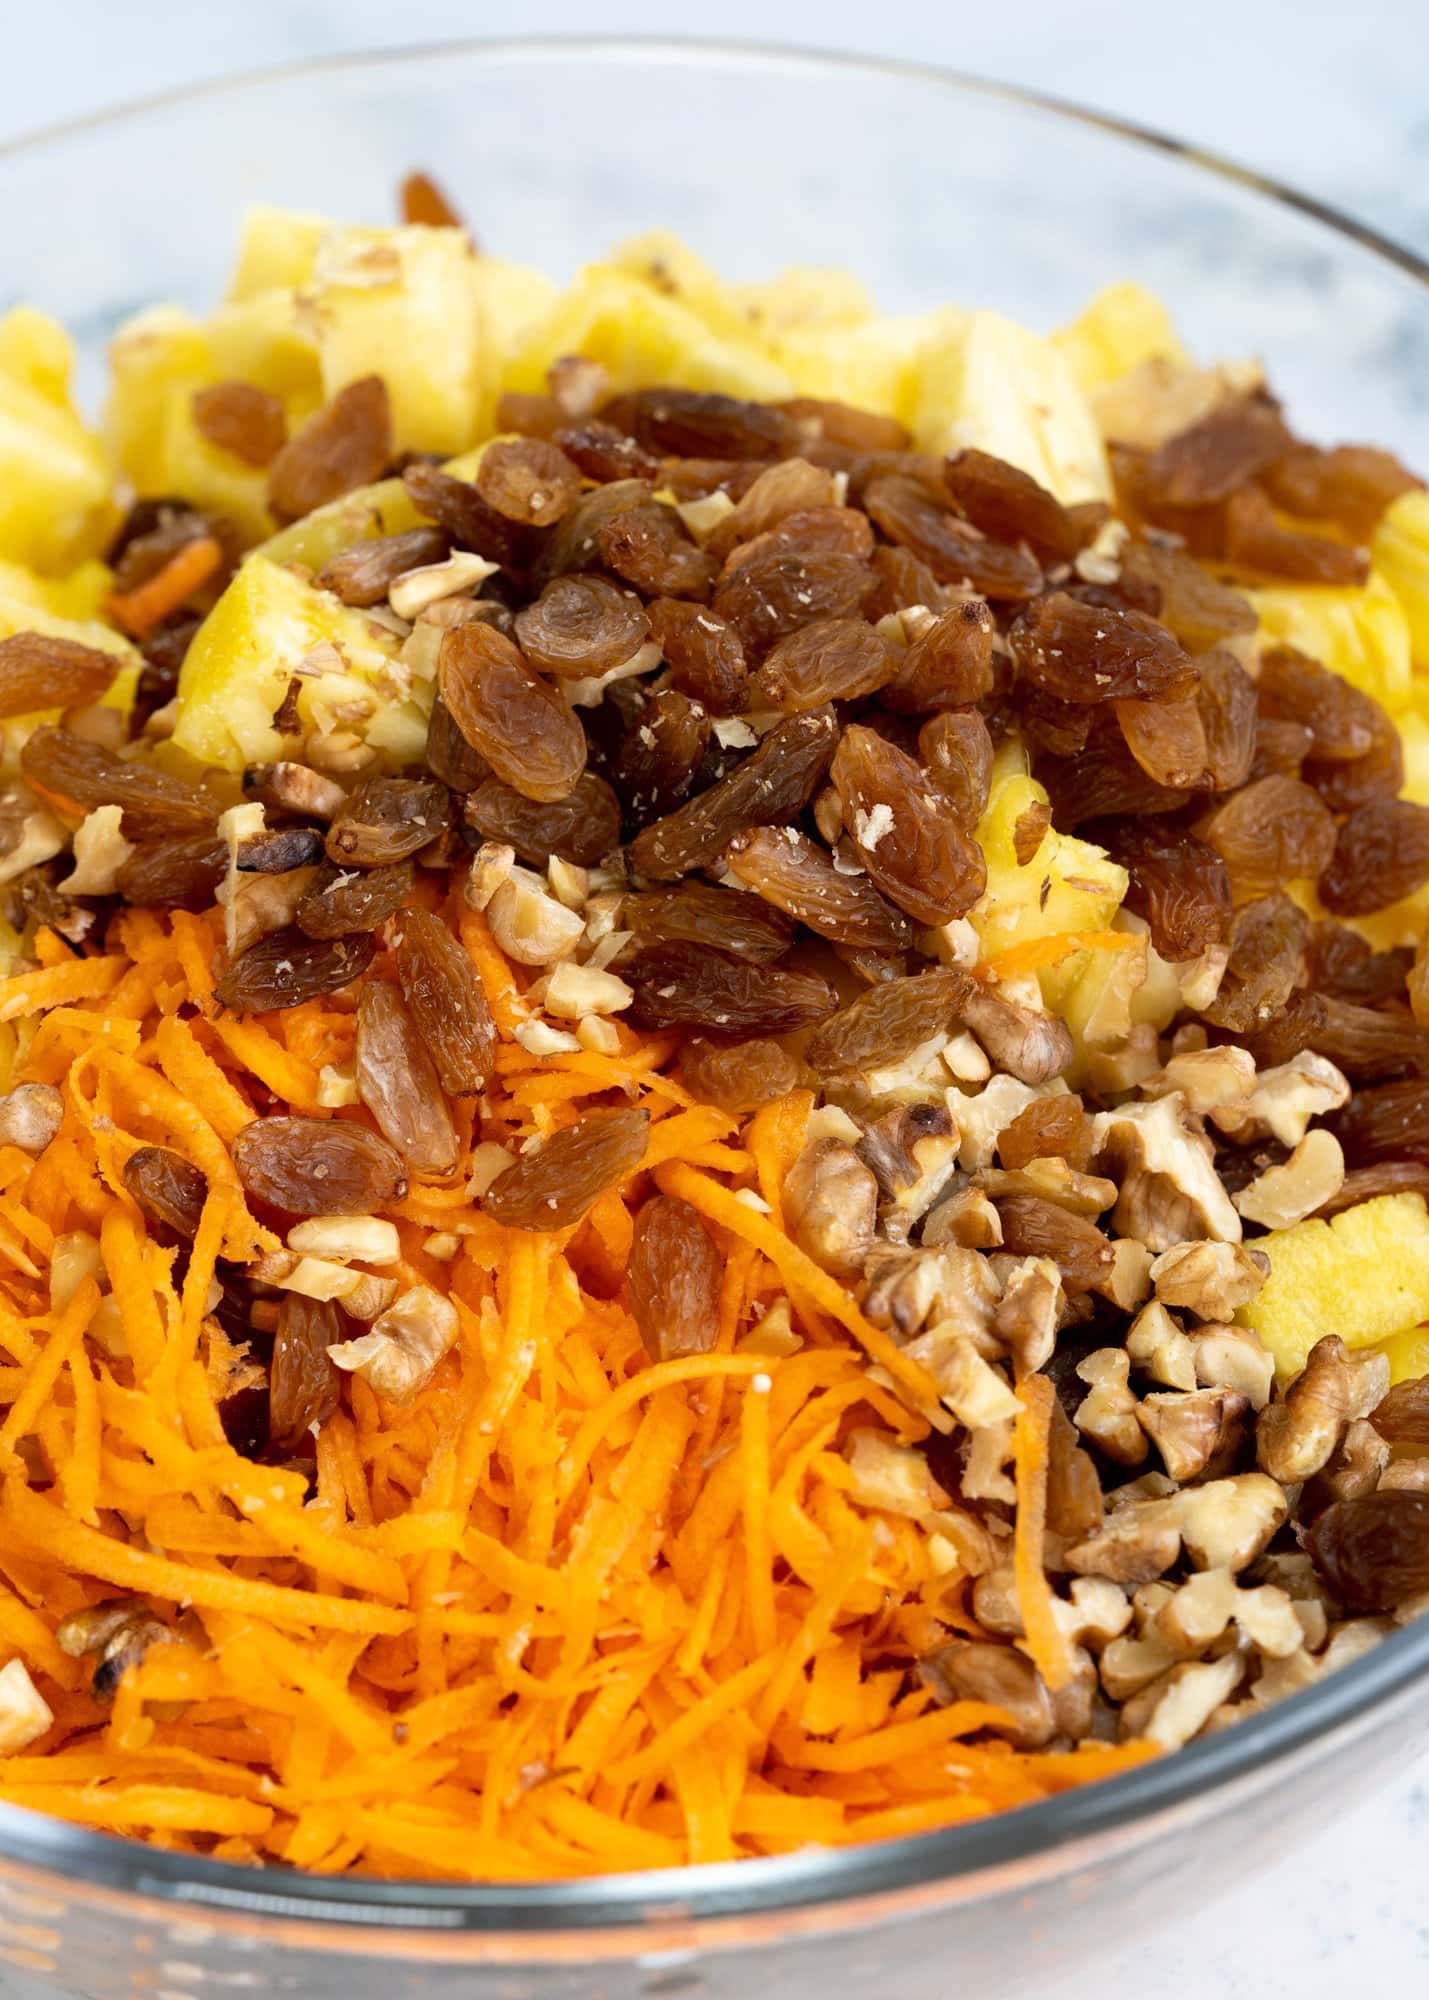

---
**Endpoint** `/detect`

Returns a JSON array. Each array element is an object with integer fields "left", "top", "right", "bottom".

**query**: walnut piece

[
  {"left": 1150, "top": 1239, "right": 1268, "bottom": 1319},
  {"left": 1138, "top": 1386, "right": 1250, "bottom": 1482},
  {"left": 1092, "top": 1094, "right": 1242, "bottom": 1250},
  {"left": 1256, "top": 1334, "right": 1392, "bottom": 1483},
  {"left": 1209, "top": 1050, "right": 1351, "bottom": 1148},
  {"left": 783, "top": 1137, "right": 879, "bottom": 1279},
  {"left": 1233, "top": 1128, "right": 1345, "bottom": 1230},
  {"left": 1074, "top": 1349, "right": 1148, "bottom": 1466}
]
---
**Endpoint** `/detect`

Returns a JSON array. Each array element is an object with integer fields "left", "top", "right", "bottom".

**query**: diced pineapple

[
  {"left": 0, "top": 558, "right": 112, "bottom": 624},
  {"left": 606, "top": 231, "right": 760, "bottom": 350},
  {"left": 1236, "top": 1192, "right": 1429, "bottom": 1381},
  {"left": 172, "top": 554, "right": 408, "bottom": 771},
  {"left": 914, "top": 309, "right": 1111, "bottom": 505},
  {"left": 0, "top": 305, "right": 77, "bottom": 403},
  {"left": 1052, "top": 282, "right": 1189, "bottom": 392},
  {"left": 105, "top": 305, "right": 213, "bottom": 491},
  {"left": 1371, "top": 1322, "right": 1429, "bottom": 1386},
  {"left": 254, "top": 473, "right": 423, "bottom": 570},
  {"left": 0, "top": 312, "right": 116, "bottom": 574},
  {"left": 502, "top": 270, "right": 794, "bottom": 403},
  {"left": 305, "top": 225, "right": 485, "bottom": 456},
  {"left": 1399, "top": 697, "right": 1429, "bottom": 808},
  {"left": 1249, "top": 570, "right": 1412, "bottom": 713},
  {"left": 733, "top": 266, "right": 875, "bottom": 339},
  {"left": 776, "top": 312, "right": 961, "bottom": 428},
  {"left": 1371, "top": 488, "right": 1429, "bottom": 666},
  {"left": 228, "top": 205, "right": 329, "bottom": 300},
  {"left": 205, "top": 290, "right": 321, "bottom": 407},
  {"left": 157, "top": 385, "right": 274, "bottom": 546},
  {"left": 969, "top": 743, "right": 1127, "bottom": 958}
]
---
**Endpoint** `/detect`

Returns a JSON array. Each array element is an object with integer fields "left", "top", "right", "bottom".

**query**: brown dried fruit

[
  {"left": 1257, "top": 646, "right": 1382, "bottom": 763},
  {"left": 1308, "top": 924, "right": 1412, "bottom": 1007},
  {"left": 1317, "top": 1161, "right": 1429, "bottom": 1215},
  {"left": 1248, "top": 993, "right": 1429, "bottom": 1082},
  {"left": 424, "top": 691, "right": 489, "bottom": 792},
  {"left": 233, "top": 1115, "right": 408, "bottom": 1213},
  {"left": 1196, "top": 645, "right": 1259, "bottom": 791},
  {"left": 21, "top": 727, "right": 214, "bottom": 841},
  {"left": 611, "top": 689, "right": 711, "bottom": 822},
  {"left": 552, "top": 420, "right": 660, "bottom": 484},
  {"left": 1037, "top": 721, "right": 1192, "bottom": 826},
  {"left": 116, "top": 834, "right": 226, "bottom": 909},
  {"left": 706, "top": 459, "right": 838, "bottom": 558},
  {"left": 680, "top": 1035, "right": 804, "bottom": 1114},
  {"left": 400, "top": 169, "right": 465, "bottom": 229},
  {"left": 865, "top": 473, "right": 1042, "bottom": 600},
  {"left": 752, "top": 617, "right": 894, "bottom": 712},
  {"left": 646, "top": 598, "right": 748, "bottom": 715},
  {"left": 804, "top": 967, "right": 971, "bottom": 1077},
  {"left": 996, "top": 1194, "right": 1114, "bottom": 1288},
  {"left": 514, "top": 574, "right": 649, "bottom": 677},
  {"left": 882, "top": 600, "right": 996, "bottom": 714},
  {"left": 1202, "top": 894, "right": 1309, "bottom": 1033},
  {"left": 475, "top": 437, "right": 582, "bottom": 527},
  {"left": 391, "top": 909, "right": 495, "bottom": 1099},
  {"left": 602, "top": 388, "right": 799, "bottom": 461},
  {"left": 316, "top": 527, "right": 451, "bottom": 607},
  {"left": 1369, "top": 1376, "right": 1429, "bottom": 1445},
  {"left": 943, "top": 448, "right": 1085, "bottom": 560},
  {"left": 866, "top": 542, "right": 949, "bottom": 620},
  {"left": 721, "top": 506, "right": 876, "bottom": 581},
  {"left": 1115, "top": 694, "right": 1211, "bottom": 789},
  {"left": 355, "top": 981, "right": 458, "bottom": 1177},
  {"left": 831, "top": 723, "right": 986, "bottom": 925},
  {"left": 403, "top": 460, "right": 535, "bottom": 568},
  {"left": 998, "top": 1094, "right": 1093, "bottom": 1172},
  {"left": 1096, "top": 819, "right": 1231, "bottom": 960},
  {"left": 1145, "top": 394, "right": 1294, "bottom": 507},
  {"left": 1119, "top": 542, "right": 1256, "bottom": 652},
  {"left": 191, "top": 380, "right": 287, "bottom": 468},
  {"left": 1263, "top": 442, "right": 1420, "bottom": 539},
  {"left": 532, "top": 479, "right": 652, "bottom": 582},
  {"left": 625, "top": 942, "right": 836, "bottom": 1036},
  {"left": 630, "top": 707, "right": 836, "bottom": 880},
  {"left": 0, "top": 632, "right": 119, "bottom": 718},
  {"left": 268, "top": 377, "right": 392, "bottom": 522},
  {"left": 269, "top": 1295, "right": 341, "bottom": 1451},
  {"left": 623, "top": 881, "right": 794, "bottom": 963},
  {"left": 919, "top": 709, "right": 995, "bottom": 828},
  {"left": 1250, "top": 716, "right": 1315, "bottom": 782},
  {"left": 1307, "top": 1489, "right": 1429, "bottom": 1610},
  {"left": 465, "top": 771, "right": 621, "bottom": 867},
  {"left": 325, "top": 777, "right": 450, "bottom": 867},
  {"left": 438, "top": 623, "right": 587, "bottom": 803},
  {"left": 1009, "top": 592, "right": 1196, "bottom": 704},
  {"left": 627, "top": 1195, "right": 721, "bottom": 1362},
  {"left": 1197, "top": 774, "right": 1337, "bottom": 897},
  {"left": 1306, "top": 721, "right": 1405, "bottom": 817},
  {"left": 598, "top": 502, "right": 717, "bottom": 599},
  {"left": 726, "top": 826, "right": 914, "bottom": 951},
  {"left": 482, "top": 1106, "right": 650, "bottom": 1230},
  {"left": 215, "top": 928, "right": 376, "bottom": 1013},
  {"left": 296, "top": 860, "right": 413, "bottom": 940},
  {"left": 712, "top": 548, "right": 875, "bottom": 659},
  {"left": 1330, "top": 1081, "right": 1429, "bottom": 1166},
  {"left": 122, "top": 1146, "right": 208, "bottom": 1240},
  {"left": 1225, "top": 485, "right": 1368, "bottom": 585},
  {"left": 1321, "top": 799, "right": 1429, "bottom": 917},
  {"left": 778, "top": 397, "right": 909, "bottom": 452}
]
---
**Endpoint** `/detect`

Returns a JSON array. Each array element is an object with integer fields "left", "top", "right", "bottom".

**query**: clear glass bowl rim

[{"left": 0, "top": 29, "right": 1425, "bottom": 1936}]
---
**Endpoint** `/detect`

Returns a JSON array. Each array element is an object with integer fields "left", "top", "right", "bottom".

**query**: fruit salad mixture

[{"left": 0, "top": 175, "right": 1426, "bottom": 1877}]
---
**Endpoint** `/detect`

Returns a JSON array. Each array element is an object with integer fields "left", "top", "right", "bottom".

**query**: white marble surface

[{"left": 1, "top": 5, "right": 1427, "bottom": 1997}]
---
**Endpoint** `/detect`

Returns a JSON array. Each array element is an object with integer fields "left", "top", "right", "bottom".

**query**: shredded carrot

[
  {"left": 0, "top": 897, "right": 1148, "bottom": 1878},
  {"left": 107, "top": 534, "right": 223, "bottom": 638},
  {"left": 976, "top": 928, "right": 1140, "bottom": 983}
]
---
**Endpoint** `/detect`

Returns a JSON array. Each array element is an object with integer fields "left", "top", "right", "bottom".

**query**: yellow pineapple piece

[
  {"left": 1372, "top": 1323, "right": 1429, "bottom": 1386},
  {"left": 969, "top": 741, "right": 1127, "bottom": 959},
  {"left": 0, "top": 305, "right": 77, "bottom": 403},
  {"left": 205, "top": 291, "right": 321, "bottom": 409},
  {"left": 1236, "top": 1192, "right": 1429, "bottom": 1381},
  {"left": 1053, "top": 282, "right": 1189, "bottom": 392},
  {"left": 172, "top": 554, "right": 409, "bottom": 772},
  {"left": 777, "top": 312, "right": 961, "bottom": 428},
  {"left": 157, "top": 386, "right": 275, "bottom": 546},
  {"left": 1249, "top": 570, "right": 1412, "bottom": 713},
  {"left": 605, "top": 231, "right": 759, "bottom": 350},
  {"left": 733, "top": 266, "right": 874, "bottom": 340},
  {"left": 0, "top": 308, "right": 116, "bottom": 574},
  {"left": 1371, "top": 488, "right": 1429, "bottom": 665},
  {"left": 228, "top": 205, "right": 329, "bottom": 300}
]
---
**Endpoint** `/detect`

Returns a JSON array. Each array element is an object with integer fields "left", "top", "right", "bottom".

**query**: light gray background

[{"left": 4, "top": 4, "right": 1428, "bottom": 1996}]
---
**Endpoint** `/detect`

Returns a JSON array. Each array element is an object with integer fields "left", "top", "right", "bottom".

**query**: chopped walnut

[
  {"left": 1090, "top": 1236, "right": 1155, "bottom": 1312},
  {"left": 862, "top": 1243, "right": 1000, "bottom": 1340},
  {"left": 1234, "top": 1128, "right": 1345, "bottom": 1230},
  {"left": 924, "top": 1505, "right": 1007, "bottom": 1579},
  {"left": 991, "top": 1256, "right": 1063, "bottom": 1373},
  {"left": 1309, "top": 1417, "right": 1391, "bottom": 1504},
  {"left": 1082, "top": 1023, "right": 1162, "bottom": 1096},
  {"left": 856, "top": 1102, "right": 960, "bottom": 1236},
  {"left": 784, "top": 1138, "right": 879, "bottom": 1279},
  {"left": 963, "top": 1418, "right": 1017, "bottom": 1507},
  {"left": 1143, "top": 1045, "right": 1256, "bottom": 1118},
  {"left": 1189, "top": 1322, "right": 1275, "bottom": 1411},
  {"left": 1092, "top": 1094, "right": 1242, "bottom": 1250},
  {"left": 327, "top": 1284, "right": 459, "bottom": 1403},
  {"left": 1256, "top": 1334, "right": 1392, "bottom": 1483},
  {"left": 0, "top": 1082, "right": 63, "bottom": 1158},
  {"left": 0, "top": 1657, "right": 53, "bottom": 1754},
  {"left": 1126, "top": 1300, "right": 1197, "bottom": 1390},
  {"left": 920, "top": 1639, "right": 1091, "bottom": 1749},
  {"left": 1209, "top": 1050, "right": 1351, "bottom": 1148},
  {"left": 1379, "top": 1456, "right": 1429, "bottom": 1494},
  {"left": 978, "top": 1158, "right": 1117, "bottom": 1216},
  {"left": 947, "top": 1076, "right": 1059, "bottom": 1172},
  {"left": 1150, "top": 1239, "right": 1268, "bottom": 1319},
  {"left": 1074, "top": 1349, "right": 1148, "bottom": 1466},
  {"left": 923, "top": 1185, "right": 1003, "bottom": 1249},
  {"left": 1153, "top": 1566, "right": 1302, "bottom": 1660},
  {"left": 904, "top": 1324, "right": 1022, "bottom": 1429},
  {"left": 1067, "top": 1473, "right": 1286, "bottom": 1582},
  {"left": 1120, "top": 1652, "right": 1247, "bottom": 1748},
  {"left": 1138, "top": 1386, "right": 1249, "bottom": 1482},
  {"left": 845, "top": 1429, "right": 948, "bottom": 1518}
]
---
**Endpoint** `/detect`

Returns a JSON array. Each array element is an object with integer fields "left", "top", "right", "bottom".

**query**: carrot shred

[
  {"left": 107, "top": 534, "right": 223, "bottom": 638},
  {"left": 1013, "top": 1374, "right": 1076, "bottom": 1693},
  {"left": 976, "top": 928, "right": 1140, "bottom": 983}
]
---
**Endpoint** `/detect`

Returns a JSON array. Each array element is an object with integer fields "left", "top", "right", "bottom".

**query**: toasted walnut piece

[
  {"left": 1121, "top": 1653, "right": 1247, "bottom": 1749},
  {"left": 1234, "top": 1128, "right": 1346, "bottom": 1230},
  {"left": 991, "top": 1256, "right": 1063, "bottom": 1374},
  {"left": 962, "top": 1418, "right": 1018, "bottom": 1506},
  {"left": 861, "top": 1243, "right": 1000, "bottom": 1340},
  {"left": 948, "top": 979, "right": 1074, "bottom": 1086},
  {"left": 1210, "top": 1050, "right": 1351, "bottom": 1148},
  {"left": 922, "top": 1186, "right": 1003, "bottom": 1249},
  {"left": 1379, "top": 1456, "right": 1429, "bottom": 1494},
  {"left": 1100, "top": 1623, "right": 1180, "bottom": 1702},
  {"left": 844, "top": 1429, "right": 948, "bottom": 1518},
  {"left": 947, "top": 1076, "right": 1057, "bottom": 1172},
  {"left": 1310, "top": 1418, "right": 1391, "bottom": 1504},
  {"left": 1143, "top": 1045, "right": 1257, "bottom": 1118},
  {"left": 1092, "top": 1094, "right": 1242, "bottom": 1250},
  {"left": 1083, "top": 1023, "right": 1163, "bottom": 1097},
  {"left": 979, "top": 1159, "right": 1118, "bottom": 1216},
  {"left": 1075, "top": 1350, "right": 1148, "bottom": 1466},
  {"left": 904, "top": 1326, "right": 1022, "bottom": 1430},
  {"left": 1091, "top": 1236, "right": 1155, "bottom": 1313},
  {"left": 286, "top": 1215, "right": 401, "bottom": 1266},
  {"left": 1190, "top": 1323, "right": 1276, "bottom": 1411},
  {"left": 1150, "top": 1239, "right": 1268, "bottom": 1319},
  {"left": 1139, "top": 1386, "right": 1250, "bottom": 1482},
  {"left": 242, "top": 761, "right": 347, "bottom": 820},
  {"left": 327, "top": 1284, "right": 459, "bottom": 1404},
  {"left": 920, "top": 1641, "right": 1058, "bottom": 1748},
  {"left": 1175, "top": 1472, "right": 1288, "bottom": 1570},
  {"left": 485, "top": 866, "right": 585, "bottom": 966},
  {"left": 784, "top": 1138, "right": 878, "bottom": 1278},
  {"left": 924, "top": 1506, "right": 1007, "bottom": 1580},
  {"left": 1066, "top": 1495, "right": 1182, "bottom": 1584},
  {"left": 0, "top": 1657, "right": 54, "bottom": 1754},
  {"left": 0, "top": 1082, "right": 63, "bottom": 1158},
  {"left": 1124, "top": 1300, "right": 1194, "bottom": 1391},
  {"left": 1256, "top": 1334, "right": 1392, "bottom": 1483}
]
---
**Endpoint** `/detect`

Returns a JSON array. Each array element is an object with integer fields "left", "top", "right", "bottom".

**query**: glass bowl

[{"left": 1, "top": 36, "right": 1428, "bottom": 2000}]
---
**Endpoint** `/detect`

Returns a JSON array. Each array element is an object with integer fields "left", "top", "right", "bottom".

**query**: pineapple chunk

[
  {"left": 733, "top": 266, "right": 874, "bottom": 339},
  {"left": 0, "top": 311, "right": 116, "bottom": 573},
  {"left": 255, "top": 473, "right": 423, "bottom": 570},
  {"left": 1371, "top": 488, "right": 1429, "bottom": 665},
  {"left": 305, "top": 225, "right": 485, "bottom": 456},
  {"left": 606, "top": 231, "right": 760, "bottom": 350},
  {"left": 105, "top": 305, "right": 212, "bottom": 491},
  {"left": 228, "top": 205, "right": 329, "bottom": 299},
  {"left": 157, "top": 385, "right": 274, "bottom": 545},
  {"left": 1236, "top": 1193, "right": 1429, "bottom": 1381},
  {"left": 777, "top": 311, "right": 961, "bottom": 428},
  {"left": 172, "top": 554, "right": 408, "bottom": 771},
  {"left": 969, "top": 744, "right": 1127, "bottom": 958},
  {"left": 1052, "top": 282, "right": 1189, "bottom": 391},
  {"left": 205, "top": 290, "right": 321, "bottom": 407},
  {"left": 1249, "top": 571, "right": 1412, "bottom": 713},
  {"left": 1372, "top": 1323, "right": 1429, "bottom": 1385},
  {"left": 1398, "top": 697, "right": 1429, "bottom": 807},
  {"left": 502, "top": 270, "right": 794, "bottom": 402},
  {"left": 913, "top": 309, "right": 1111, "bottom": 505}
]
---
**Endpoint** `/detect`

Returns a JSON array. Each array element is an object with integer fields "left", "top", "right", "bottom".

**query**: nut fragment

[
  {"left": 1074, "top": 1350, "right": 1148, "bottom": 1466},
  {"left": 844, "top": 1429, "right": 948, "bottom": 1517},
  {"left": 783, "top": 1138, "right": 877, "bottom": 1278},
  {"left": 1209, "top": 1050, "right": 1350, "bottom": 1147},
  {"left": 0, "top": 1082, "right": 63, "bottom": 1157},
  {"left": 327, "top": 1283, "right": 460, "bottom": 1403},
  {"left": 920, "top": 1640, "right": 1060, "bottom": 1748},
  {"left": 1092, "top": 1095, "right": 1242, "bottom": 1250},
  {"left": 0, "top": 1657, "right": 54, "bottom": 1753},
  {"left": 286, "top": 1215, "right": 401, "bottom": 1266},
  {"left": 1150, "top": 1239, "right": 1268, "bottom": 1319},
  {"left": 59, "top": 804, "right": 135, "bottom": 895},
  {"left": 1137, "top": 1386, "right": 1249, "bottom": 1482},
  {"left": 485, "top": 866, "right": 586, "bottom": 965},
  {"left": 1121, "top": 1653, "right": 1246, "bottom": 1749},
  {"left": 1256, "top": 1334, "right": 1391, "bottom": 1483},
  {"left": 1233, "top": 1128, "right": 1345, "bottom": 1230}
]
